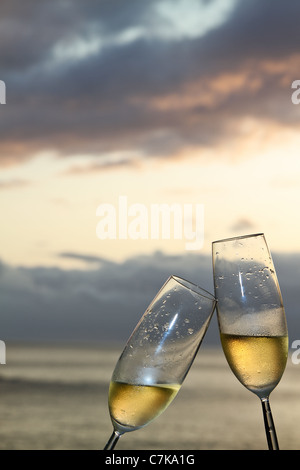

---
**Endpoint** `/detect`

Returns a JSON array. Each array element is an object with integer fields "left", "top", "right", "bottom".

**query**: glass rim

[
  {"left": 171, "top": 275, "right": 216, "bottom": 301},
  {"left": 212, "top": 232, "right": 265, "bottom": 245}
]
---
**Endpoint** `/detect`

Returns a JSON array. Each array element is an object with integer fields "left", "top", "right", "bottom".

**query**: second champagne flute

[
  {"left": 212, "top": 233, "right": 288, "bottom": 450},
  {"left": 104, "top": 275, "right": 216, "bottom": 450}
]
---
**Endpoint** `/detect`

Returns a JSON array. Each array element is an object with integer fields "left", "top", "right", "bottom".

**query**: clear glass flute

[
  {"left": 103, "top": 275, "right": 216, "bottom": 450},
  {"left": 212, "top": 233, "right": 288, "bottom": 450}
]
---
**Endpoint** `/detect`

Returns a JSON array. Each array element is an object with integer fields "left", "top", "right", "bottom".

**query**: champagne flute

[
  {"left": 212, "top": 233, "right": 288, "bottom": 450},
  {"left": 103, "top": 275, "right": 216, "bottom": 450}
]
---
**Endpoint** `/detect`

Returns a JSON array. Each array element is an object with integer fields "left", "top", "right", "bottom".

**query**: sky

[{"left": 1, "top": 0, "right": 300, "bottom": 343}]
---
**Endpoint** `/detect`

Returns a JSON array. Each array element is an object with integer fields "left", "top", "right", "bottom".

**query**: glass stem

[
  {"left": 261, "top": 397, "right": 279, "bottom": 450},
  {"left": 103, "top": 430, "right": 121, "bottom": 450},
  {"left": 103, "top": 429, "right": 121, "bottom": 450}
]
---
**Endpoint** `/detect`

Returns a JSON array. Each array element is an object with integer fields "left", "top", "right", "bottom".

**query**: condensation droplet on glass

[
  {"left": 188, "top": 328, "right": 194, "bottom": 335},
  {"left": 184, "top": 318, "right": 190, "bottom": 323}
]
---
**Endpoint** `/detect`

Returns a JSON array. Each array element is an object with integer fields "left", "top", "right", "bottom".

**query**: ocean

[{"left": 0, "top": 343, "right": 299, "bottom": 450}]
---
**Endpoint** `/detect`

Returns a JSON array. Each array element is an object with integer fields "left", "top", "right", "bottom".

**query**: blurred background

[{"left": 0, "top": 0, "right": 300, "bottom": 450}]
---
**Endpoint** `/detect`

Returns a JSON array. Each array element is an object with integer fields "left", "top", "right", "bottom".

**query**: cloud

[
  {"left": 229, "top": 218, "right": 256, "bottom": 233},
  {"left": 57, "top": 251, "right": 111, "bottom": 265},
  {"left": 1, "top": 0, "right": 300, "bottom": 167},
  {"left": 61, "top": 155, "right": 140, "bottom": 176},
  {"left": 0, "top": 178, "right": 31, "bottom": 190},
  {"left": 0, "top": 252, "right": 215, "bottom": 343},
  {"left": 0, "top": 250, "right": 298, "bottom": 345}
]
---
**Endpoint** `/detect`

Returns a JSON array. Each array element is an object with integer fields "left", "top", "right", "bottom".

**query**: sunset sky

[
  {"left": 0, "top": 0, "right": 300, "bottom": 342},
  {"left": 1, "top": 0, "right": 300, "bottom": 270}
]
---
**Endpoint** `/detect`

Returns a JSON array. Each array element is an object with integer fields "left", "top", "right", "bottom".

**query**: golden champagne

[
  {"left": 221, "top": 333, "right": 288, "bottom": 397},
  {"left": 108, "top": 381, "right": 180, "bottom": 432}
]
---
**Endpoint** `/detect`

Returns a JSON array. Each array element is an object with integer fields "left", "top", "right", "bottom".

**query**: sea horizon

[{"left": 0, "top": 342, "right": 298, "bottom": 450}]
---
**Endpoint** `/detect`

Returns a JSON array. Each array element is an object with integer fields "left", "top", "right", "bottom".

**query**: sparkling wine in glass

[
  {"left": 103, "top": 275, "right": 216, "bottom": 450},
  {"left": 212, "top": 233, "right": 288, "bottom": 450}
]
